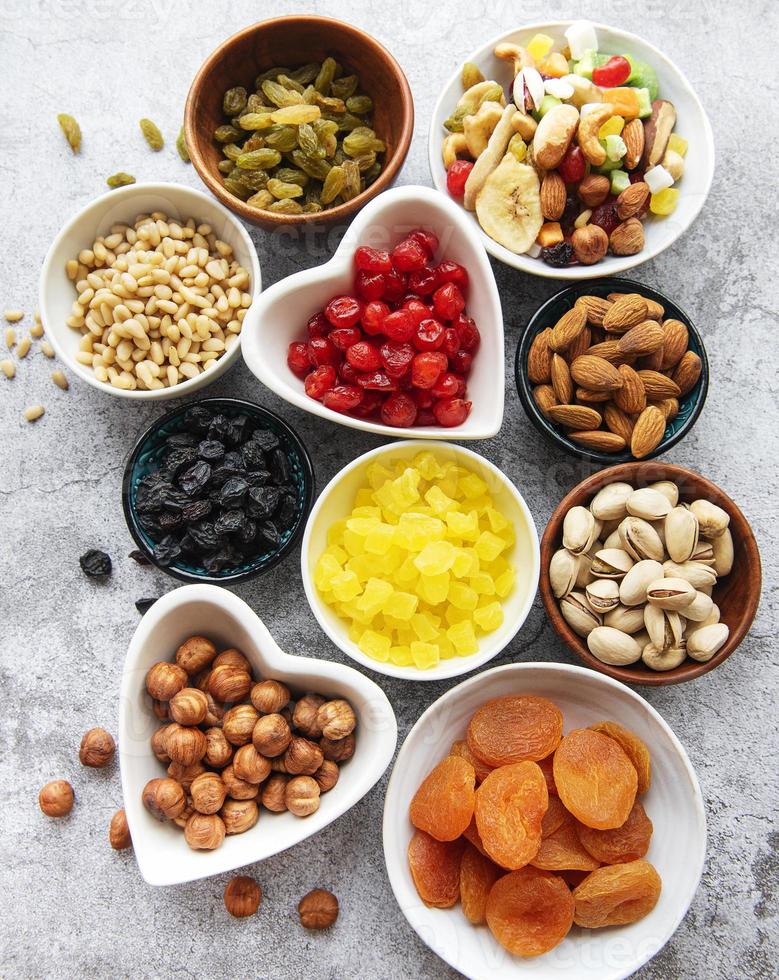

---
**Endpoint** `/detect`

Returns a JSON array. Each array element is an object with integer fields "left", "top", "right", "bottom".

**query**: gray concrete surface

[{"left": 1, "top": 0, "right": 777, "bottom": 976}]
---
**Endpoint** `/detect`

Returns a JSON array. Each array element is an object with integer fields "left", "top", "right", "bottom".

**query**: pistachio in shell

[
  {"left": 646, "top": 577, "right": 696, "bottom": 611},
  {"left": 626, "top": 487, "right": 672, "bottom": 521},
  {"left": 665, "top": 506, "right": 699, "bottom": 564},
  {"left": 587, "top": 626, "right": 642, "bottom": 665},
  {"left": 618, "top": 516, "right": 664, "bottom": 562},
  {"left": 689, "top": 499, "right": 730, "bottom": 539},
  {"left": 560, "top": 591, "right": 602, "bottom": 637}
]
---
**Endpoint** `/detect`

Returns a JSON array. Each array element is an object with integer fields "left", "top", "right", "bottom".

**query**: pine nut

[
  {"left": 5, "top": 327, "right": 16, "bottom": 348},
  {"left": 4, "top": 310, "right": 23, "bottom": 322},
  {"left": 1, "top": 359, "right": 15, "bottom": 378},
  {"left": 51, "top": 370, "right": 69, "bottom": 390},
  {"left": 17, "top": 336, "right": 31, "bottom": 359},
  {"left": 40, "top": 340, "right": 55, "bottom": 358},
  {"left": 24, "top": 405, "right": 45, "bottom": 422}
]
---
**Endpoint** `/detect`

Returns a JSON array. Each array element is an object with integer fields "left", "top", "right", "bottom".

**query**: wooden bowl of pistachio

[{"left": 540, "top": 462, "right": 761, "bottom": 685}]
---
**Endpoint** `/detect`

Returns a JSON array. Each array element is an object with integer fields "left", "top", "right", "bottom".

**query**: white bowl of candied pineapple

[
  {"left": 382, "top": 661, "right": 706, "bottom": 979},
  {"left": 301, "top": 441, "right": 540, "bottom": 680}
]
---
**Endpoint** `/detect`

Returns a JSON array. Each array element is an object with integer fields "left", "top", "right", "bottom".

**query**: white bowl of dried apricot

[{"left": 382, "top": 661, "right": 706, "bottom": 979}]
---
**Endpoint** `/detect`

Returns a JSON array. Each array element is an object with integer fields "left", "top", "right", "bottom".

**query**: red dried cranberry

[
  {"left": 391, "top": 237, "right": 428, "bottom": 272},
  {"left": 407, "top": 266, "right": 439, "bottom": 296},
  {"left": 361, "top": 300, "right": 390, "bottom": 336},
  {"left": 435, "top": 259, "right": 469, "bottom": 292},
  {"left": 355, "top": 269, "right": 386, "bottom": 301},
  {"left": 346, "top": 341, "right": 382, "bottom": 373},
  {"left": 358, "top": 371, "right": 397, "bottom": 391},
  {"left": 453, "top": 314, "right": 480, "bottom": 352},
  {"left": 409, "top": 228, "right": 439, "bottom": 257},
  {"left": 307, "top": 336, "right": 341, "bottom": 368},
  {"left": 442, "top": 327, "right": 460, "bottom": 357},
  {"left": 325, "top": 295, "right": 362, "bottom": 328},
  {"left": 323, "top": 385, "right": 363, "bottom": 413},
  {"left": 446, "top": 159, "right": 473, "bottom": 198},
  {"left": 431, "top": 371, "right": 464, "bottom": 399},
  {"left": 351, "top": 390, "right": 383, "bottom": 417},
  {"left": 304, "top": 365, "right": 336, "bottom": 400},
  {"left": 307, "top": 312, "right": 330, "bottom": 337},
  {"left": 381, "top": 392, "right": 418, "bottom": 428},
  {"left": 354, "top": 246, "right": 392, "bottom": 273},
  {"left": 449, "top": 350, "right": 473, "bottom": 375},
  {"left": 382, "top": 308, "right": 415, "bottom": 342},
  {"left": 629, "top": 171, "right": 645, "bottom": 184},
  {"left": 329, "top": 327, "right": 362, "bottom": 351},
  {"left": 433, "top": 397, "right": 471, "bottom": 427},
  {"left": 590, "top": 202, "right": 621, "bottom": 236},
  {"left": 380, "top": 341, "right": 415, "bottom": 378},
  {"left": 413, "top": 317, "right": 445, "bottom": 351},
  {"left": 411, "top": 351, "right": 447, "bottom": 389},
  {"left": 432, "top": 282, "right": 465, "bottom": 320},
  {"left": 338, "top": 360, "right": 360, "bottom": 384},
  {"left": 592, "top": 55, "right": 631, "bottom": 88},
  {"left": 557, "top": 145, "right": 586, "bottom": 184},
  {"left": 382, "top": 267, "right": 407, "bottom": 302},
  {"left": 416, "top": 408, "right": 437, "bottom": 427},
  {"left": 287, "top": 341, "right": 310, "bottom": 377}
]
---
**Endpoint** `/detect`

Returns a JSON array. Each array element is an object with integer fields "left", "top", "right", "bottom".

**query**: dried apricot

[
  {"left": 531, "top": 812, "right": 600, "bottom": 872},
  {"left": 577, "top": 800, "right": 653, "bottom": 864},
  {"left": 460, "top": 842, "right": 502, "bottom": 924},
  {"left": 541, "top": 795, "right": 568, "bottom": 838},
  {"left": 486, "top": 867, "right": 574, "bottom": 957},
  {"left": 463, "top": 815, "right": 489, "bottom": 856},
  {"left": 559, "top": 868, "right": 591, "bottom": 890},
  {"left": 572, "top": 859, "right": 662, "bottom": 927},
  {"left": 407, "top": 830, "right": 465, "bottom": 908},
  {"left": 589, "top": 720, "right": 651, "bottom": 794},
  {"left": 450, "top": 738, "right": 493, "bottom": 784},
  {"left": 554, "top": 729, "right": 637, "bottom": 830},
  {"left": 409, "top": 755, "right": 475, "bottom": 841},
  {"left": 475, "top": 761, "right": 548, "bottom": 869},
  {"left": 467, "top": 696, "right": 563, "bottom": 767},
  {"left": 538, "top": 752, "right": 558, "bottom": 796}
]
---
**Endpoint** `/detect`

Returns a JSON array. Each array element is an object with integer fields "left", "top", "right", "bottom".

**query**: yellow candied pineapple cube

[
  {"left": 345, "top": 554, "right": 373, "bottom": 583},
  {"left": 384, "top": 590, "right": 418, "bottom": 620},
  {"left": 668, "top": 133, "right": 687, "bottom": 157},
  {"left": 324, "top": 546, "right": 348, "bottom": 567},
  {"left": 448, "top": 581, "right": 478, "bottom": 611},
  {"left": 445, "top": 509, "right": 480, "bottom": 542},
  {"left": 374, "top": 467, "right": 421, "bottom": 513},
  {"left": 414, "top": 540, "right": 457, "bottom": 575},
  {"left": 417, "top": 571, "right": 450, "bottom": 605},
  {"left": 445, "top": 605, "right": 473, "bottom": 627},
  {"left": 424, "top": 485, "right": 460, "bottom": 515},
  {"left": 412, "top": 451, "right": 444, "bottom": 480},
  {"left": 366, "top": 461, "right": 394, "bottom": 490},
  {"left": 331, "top": 570, "right": 362, "bottom": 602},
  {"left": 458, "top": 471, "right": 489, "bottom": 500},
  {"left": 351, "top": 505, "right": 382, "bottom": 520},
  {"left": 394, "top": 512, "right": 445, "bottom": 551},
  {"left": 364, "top": 522, "right": 396, "bottom": 555},
  {"left": 447, "top": 620, "right": 478, "bottom": 656},
  {"left": 394, "top": 628, "right": 416, "bottom": 647},
  {"left": 470, "top": 495, "right": 493, "bottom": 516},
  {"left": 471, "top": 571, "right": 496, "bottom": 596},
  {"left": 451, "top": 547, "right": 479, "bottom": 578},
  {"left": 486, "top": 506, "right": 509, "bottom": 534},
  {"left": 474, "top": 601, "right": 504, "bottom": 633},
  {"left": 437, "top": 474, "right": 460, "bottom": 499},
  {"left": 437, "top": 633, "right": 456, "bottom": 660},
  {"left": 356, "top": 577, "right": 394, "bottom": 616},
  {"left": 353, "top": 489, "right": 376, "bottom": 508},
  {"left": 390, "top": 645, "right": 413, "bottom": 667},
  {"left": 475, "top": 530, "right": 506, "bottom": 562},
  {"left": 342, "top": 597, "right": 375, "bottom": 625},
  {"left": 377, "top": 545, "right": 405, "bottom": 575},
  {"left": 348, "top": 621, "right": 363, "bottom": 644},
  {"left": 314, "top": 553, "right": 342, "bottom": 592},
  {"left": 411, "top": 641, "right": 440, "bottom": 669},
  {"left": 527, "top": 31, "right": 554, "bottom": 60},
  {"left": 394, "top": 555, "right": 420, "bottom": 587},
  {"left": 358, "top": 629, "right": 391, "bottom": 662},
  {"left": 327, "top": 518, "right": 347, "bottom": 547},
  {"left": 495, "top": 566, "right": 516, "bottom": 598},
  {"left": 343, "top": 529, "right": 366, "bottom": 557},
  {"left": 346, "top": 516, "right": 378, "bottom": 537},
  {"left": 411, "top": 611, "right": 439, "bottom": 642}
]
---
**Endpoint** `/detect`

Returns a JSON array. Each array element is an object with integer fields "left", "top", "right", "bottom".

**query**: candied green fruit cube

[
  {"left": 475, "top": 530, "right": 506, "bottom": 562},
  {"left": 411, "top": 641, "right": 440, "bottom": 669},
  {"left": 358, "top": 629, "right": 391, "bottom": 662},
  {"left": 474, "top": 601, "right": 504, "bottom": 633}
]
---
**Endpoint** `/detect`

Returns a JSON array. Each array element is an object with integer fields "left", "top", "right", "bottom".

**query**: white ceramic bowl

[
  {"left": 429, "top": 21, "right": 715, "bottom": 279},
  {"left": 39, "top": 182, "right": 261, "bottom": 399},
  {"left": 119, "top": 584, "right": 397, "bottom": 886},
  {"left": 241, "top": 185, "right": 504, "bottom": 439},
  {"left": 382, "top": 662, "right": 706, "bottom": 980},
  {"left": 301, "top": 441, "right": 539, "bottom": 681}
]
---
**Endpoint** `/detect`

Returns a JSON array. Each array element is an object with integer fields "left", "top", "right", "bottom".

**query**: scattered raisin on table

[{"left": 79, "top": 550, "right": 112, "bottom": 578}]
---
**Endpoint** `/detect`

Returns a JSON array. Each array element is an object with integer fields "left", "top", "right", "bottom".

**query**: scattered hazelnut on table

[
  {"left": 175, "top": 635, "right": 216, "bottom": 675},
  {"left": 39, "top": 779, "right": 74, "bottom": 817},
  {"left": 293, "top": 694, "right": 326, "bottom": 738},
  {"left": 109, "top": 808, "right": 132, "bottom": 850},
  {"left": 165, "top": 724, "right": 207, "bottom": 767},
  {"left": 285, "top": 775, "right": 320, "bottom": 817},
  {"left": 142, "top": 777, "right": 186, "bottom": 821},
  {"left": 224, "top": 875, "right": 262, "bottom": 918},
  {"left": 253, "top": 713, "right": 292, "bottom": 757},
  {"left": 190, "top": 771, "right": 227, "bottom": 814},
  {"left": 298, "top": 888, "right": 339, "bottom": 929},
  {"left": 169, "top": 688, "right": 208, "bottom": 727},
  {"left": 316, "top": 700, "right": 357, "bottom": 741},
  {"left": 261, "top": 774, "right": 289, "bottom": 813},
  {"left": 146, "top": 662, "right": 188, "bottom": 701},
  {"left": 251, "top": 679, "right": 290, "bottom": 715},
  {"left": 284, "top": 736, "right": 324, "bottom": 776},
  {"left": 79, "top": 727, "right": 116, "bottom": 768},
  {"left": 221, "top": 798, "right": 259, "bottom": 835},
  {"left": 184, "top": 812, "right": 225, "bottom": 850}
]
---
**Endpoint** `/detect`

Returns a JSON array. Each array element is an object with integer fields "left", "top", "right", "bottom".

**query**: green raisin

[
  {"left": 140, "top": 118, "right": 164, "bottom": 151},
  {"left": 320, "top": 165, "right": 346, "bottom": 205},
  {"left": 247, "top": 189, "right": 274, "bottom": 209},
  {"left": 57, "top": 113, "right": 81, "bottom": 153},
  {"left": 330, "top": 75, "right": 359, "bottom": 100},
  {"left": 236, "top": 148, "right": 282, "bottom": 170},
  {"left": 443, "top": 109, "right": 466, "bottom": 133},
  {"left": 345, "top": 95, "right": 373, "bottom": 115},
  {"left": 242, "top": 134, "right": 265, "bottom": 153},
  {"left": 223, "top": 176, "right": 252, "bottom": 200},
  {"left": 234, "top": 168, "right": 269, "bottom": 190},
  {"left": 215, "top": 124, "right": 242, "bottom": 143},
  {"left": 176, "top": 126, "right": 190, "bottom": 162},
  {"left": 267, "top": 199, "right": 303, "bottom": 214},
  {"left": 312, "top": 119, "right": 339, "bottom": 138},
  {"left": 343, "top": 130, "right": 385, "bottom": 157},
  {"left": 364, "top": 161, "right": 382, "bottom": 185},
  {"left": 261, "top": 79, "right": 303, "bottom": 108},
  {"left": 246, "top": 93, "right": 269, "bottom": 112},
  {"left": 263, "top": 125, "right": 299, "bottom": 152},
  {"left": 313, "top": 92, "right": 346, "bottom": 114},
  {"left": 276, "top": 73, "right": 305, "bottom": 94},
  {"left": 106, "top": 172, "right": 135, "bottom": 188},
  {"left": 223, "top": 86, "right": 248, "bottom": 116},
  {"left": 267, "top": 178, "right": 304, "bottom": 200},
  {"left": 290, "top": 149, "right": 332, "bottom": 181},
  {"left": 461, "top": 62, "right": 485, "bottom": 90},
  {"left": 341, "top": 160, "right": 361, "bottom": 201},
  {"left": 327, "top": 112, "right": 364, "bottom": 132},
  {"left": 297, "top": 122, "right": 322, "bottom": 158},
  {"left": 289, "top": 62, "right": 320, "bottom": 85},
  {"left": 255, "top": 66, "right": 291, "bottom": 86},
  {"left": 238, "top": 112, "right": 274, "bottom": 131},
  {"left": 275, "top": 167, "right": 309, "bottom": 187},
  {"left": 353, "top": 150, "right": 377, "bottom": 173},
  {"left": 217, "top": 159, "right": 235, "bottom": 175},
  {"left": 314, "top": 57, "right": 337, "bottom": 95},
  {"left": 222, "top": 143, "right": 243, "bottom": 160},
  {"left": 302, "top": 201, "right": 323, "bottom": 213}
]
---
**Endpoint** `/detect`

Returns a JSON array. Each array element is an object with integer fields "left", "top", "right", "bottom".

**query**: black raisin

[
  {"left": 208, "top": 464, "right": 244, "bottom": 489},
  {"left": 79, "top": 549, "right": 112, "bottom": 578},
  {"left": 179, "top": 460, "right": 212, "bottom": 496},
  {"left": 560, "top": 193, "right": 579, "bottom": 235},
  {"left": 159, "top": 510, "right": 183, "bottom": 532},
  {"left": 217, "top": 476, "right": 249, "bottom": 509},
  {"left": 184, "top": 405, "right": 213, "bottom": 434},
  {"left": 246, "top": 485, "right": 281, "bottom": 519},
  {"left": 256, "top": 521, "right": 281, "bottom": 551},
  {"left": 128, "top": 549, "right": 151, "bottom": 565},
  {"left": 153, "top": 535, "right": 182, "bottom": 566},
  {"left": 161, "top": 447, "right": 198, "bottom": 480},
  {"left": 182, "top": 499, "right": 212, "bottom": 523},
  {"left": 246, "top": 469, "right": 271, "bottom": 487},
  {"left": 136, "top": 473, "right": 169, "bottom": 514},
  {"left": 187, "top": 521, "right": 223, "bottom": 554},
  {"left": 139, "top": 512, "right": 164, "bottom": 540},
  {"left": 240, "top": 440, "right": 267, "bottom": 472},
  {"left": 203, "top": 546, "right": 241, "bottom": 573},
  {"left": 207, "top": 414, "right": 231, "bottom": 442},
  {"left": 238, "top": 518, "right": 257, "bottom": 548},
  {"left": 250, "top": 429, "right": 280, "bottom": 453},
  {"left": 226, "top": 414, "right": 249, "bottom": 446},
  {"left": 214, "top": 509, "right": 247, "bottom": 536},
  {"left": 162, "top": 487, "right": 191, "bottom": 512},
  {"left": 541, "top": 242, "right": 574, "bottom": 267},
  {"left": 165, "top": 431, "right": 197, "bottom": 450},
  {"left": 275, "top": 492, "right": 297, "bottom": 529},
  {"left": 197, "top": 439, "right": 226, "bottom": 463},
  {"left": 268, "top": 448, "right": 291, "bottom": 484},
  {"left": 222, "top": 450, "right": 243, "bottom": 469},
  {"left": 135, "top": 597, "right": 159, "bottom": 615}
]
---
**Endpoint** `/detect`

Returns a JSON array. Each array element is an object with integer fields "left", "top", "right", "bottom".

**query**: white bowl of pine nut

[{"left": 39, "top": 182, "right": 261, "bottom": 399}]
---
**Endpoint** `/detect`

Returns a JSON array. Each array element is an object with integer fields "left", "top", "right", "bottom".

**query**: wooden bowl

[
  {"left": 540, "top": 462, "right": 761, "bottom": 685},
  {"left": 184, "top": 15, "right": 414, "bottom": 228}
]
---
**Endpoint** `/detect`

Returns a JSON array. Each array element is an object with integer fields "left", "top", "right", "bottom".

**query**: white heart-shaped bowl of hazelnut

[{"left": 119, "top": 583, "right": 397, "bottom": 886}]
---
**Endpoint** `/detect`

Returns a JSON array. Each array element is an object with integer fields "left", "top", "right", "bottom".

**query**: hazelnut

[
  {"left": 222, "top": 764, "right": 259, "bottom": 801},
  {"left": 222, "top": 703, "right": 260, "bottom": 746},
  {"left": 313, "top": 759, "right": 340, "bottom": 793},
  {"left": 252, "top": 713, "right": 292, "bottom": 757},
  {"left": 270, "top": 755, "right": 288, "bottom": 773},
  {"left": 39, "top": 779, "right": 74, "bottom": 818},
  {"left": 285, "top": 736, "right": 324, "bottom": 776},
  {"left": 142, "top": 777, "right": 186, "bottom": 821},
  {"left": 184, "top": 812, "right": 225, "bottom": 850},
  {"left": 109, "top": 808, "right": 132, "bottom": 850},
  {"left": 293, "top": 694, "right": 325, "bottom": 738},
  {"left": 165, "top": 724, "right": 207, "bottom": 767},
  {"left": 152, "top": 699, "right": 170, "bottom": 720},
  {"left": 261, "top": 774, "right": 288, "bottom": 812},
  {"left": 224, "top": 875, "right": 262, "bottom": 918},
  {"left": 319, "top": 733, "right": 355, "bottom": 763},
  {"left": 250, "top": 679, "right": 290, "bottom": 714},
  {"left": 203, "top": 692, "right": 226, "bottom": 727},
  {"left": 190, "top": 771, "right": 228, "bottom": 814},
  {"left": 192, "top": 669, "right": 211, "bottom": 692},
  {"left": 175, "top": 635, "right": 217, "bottom": 674},
  {"left": 298, "top": 888, "right": 339, "bottom": 929},
  {"left": 169, "top": 687, "right": 208, "bottom": 726},
  {"left": 221, "top": 798, "right": 259, "bottom": 835},
  {"left": 173, "top": 795, "right": 195, "bottom": 829},
  {"left": 204, "top": 727, "right": 233, "bottom": 769},
  {"left": 79, "top": 727, "right": 116, "bottom": 768},
  {"left": 145, "top": 661, "right": 188, "bottom": 701},
  {"left": 212, "top": 648, "right": 252, "bottom": 672},
  {"left": 233, "top": 744, "right": 272, "bottom": 785},
  {"left": 577, "top": 173, "right": 610, "bottom": 208},
  {"left": 167, "top": 760, "right": 206, "bottom": 791},
  {"left": 151, "top": 724, "right": 174, "bottom": 762},
  {"left": 571, "top": 224, "right": 609, "bottom": 266},
  {"left": 208, "top": 664, "right": 252, "bottom": 703},
  {"left": 316, "top": 699, "right": 357, "bottom": 741},
  {"left": 285, "top": 775, "right": 320, "bottom": 817}
]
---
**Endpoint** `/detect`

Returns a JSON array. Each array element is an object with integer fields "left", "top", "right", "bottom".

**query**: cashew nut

[
  {"left": 562, "top": 74, "right": 604, "bottom": 109},
  {"left": 463, "top": 104, "right": 517, "bottom": 211},
  {"left": 463, "top": 101, "right": 504, "bottom": 158},
  {"left": 494, "top": 42, "right": 535, "bottom": 74},
  {"left": 511, "top": 111, "right": 537, "bottom": 141},
  {"left": 577, "top": 105, "right": 613, "bottom": 166},
  {"left": 442, "top": 133, "right": 470, "bottom": 169}
]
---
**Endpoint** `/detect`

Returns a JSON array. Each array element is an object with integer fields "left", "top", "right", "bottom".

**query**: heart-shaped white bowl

[
  {"left": 301, "top": 440, "right": 540, "bottom": 681},
  {"left": 383, "top": 662, "right": 706, "bottom": 980},
  {"left": 241, "top": 185, "right": 504, "bottom": 439},
  {"left": 429, "top": 21, "right": 715, "bottom": 279},
  {"left": 119, "top": 584, "right": 397, "bottom": 886}
]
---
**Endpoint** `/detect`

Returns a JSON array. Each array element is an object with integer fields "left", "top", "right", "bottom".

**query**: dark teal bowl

[
  {"left": 515, "top": 278, "right": 708, "bottom": 467},
  {"left": 122, "top": 397, "right": 315, "bottom": 583}
]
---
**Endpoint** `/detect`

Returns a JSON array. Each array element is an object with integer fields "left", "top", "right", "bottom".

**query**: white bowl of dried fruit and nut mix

[
  {"left": 429, "top": 21, "right": 714, "bottom": 277},
  {"left": 39, "top": 182, "right": 261, "bottom": 398}
]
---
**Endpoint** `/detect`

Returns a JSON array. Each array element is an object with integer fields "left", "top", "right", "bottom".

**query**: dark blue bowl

[
  {"left": 515, "top": 278, "right": 709, "bottom": 467},
  {"left": 122, "top": 397, "right": 315, "bottom": 583}
]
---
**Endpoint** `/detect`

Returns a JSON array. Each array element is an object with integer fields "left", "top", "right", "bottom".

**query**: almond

[
  {"left": 613, "top": 364, "right": 646, "bottom": 414},
  {"left": 576, "top": 387, "right": 611, "bottom": 403},
  {"left": 567, "top": 325, "right": 592, "bottom": 361},
  {"left": 659, "top": 318, "right": 689, "bottom": 369},
  {"left": 638, "top": 370, "right": 681, "bottom": 399},
  {"left": 570, "top": 354, "right": 623, "bottom": 392},
  {"left": 639, "top": 348, "right": 665, "bottom": 371},
  {"left": 609, "top": 218, "right": 644, "bottom": 256},
  {"left": 528, "top": 327, "right": 553, "bottom": 384},
  {"left": 540, "top": 171, "right": 566, "bottom": 220},
  {"left": 615, "top": 181, "right": 649, "bottom": 220},
  {"left": 617, "top": 319, "right": 664, "bottom": 357},
  {"left": 607, "top": 293, "right": 664, "bottom": 321},
  {"left": 654, "top": 397, "right": 679, "bottom": 420},
  {"left": 551, "top": 353, "right": 573, "bottom": 403},
  {"left": 568, "top": 430, "right": 626, "bottom": 452},
  {"left": 622, "top": 118, "right": 645, "bottom": 170},
  {"left": 603, "top": 403, "right": 635, "bottom": 444},
  {"left": 585, "top": 340, "right": 624, "bottom": 363},
  {"left": 602, "top": 294, "right": 648, "bottom": 333},
  {"left": 547, "top": 404, "right": 602, "bottom": 430},
  {"left": 631, "top": 405, "right": 666, "bottom": 459},
  {"left": 575, "top": 295, "right": 613, "bottom": 327},
  {"left": 671, "top": 350, "right": 702, "bottom": 395},
  {"left": 549, "top": 306, "right": 587, "bottom": 353},
  {"left": 532, "top": 384, "right": 558, "bottom": 418}
]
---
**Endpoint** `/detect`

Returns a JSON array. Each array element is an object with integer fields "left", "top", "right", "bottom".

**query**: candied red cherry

[
  {"left": 590, "top": 202, "right": 621, "bottom": 236},
  {"left": 416, "top": 408, "right": 437, "bottom": 427},
  {"left": 307, "top": 336, "right": 340, "bottom": 368},
  {"left": 409, "top": 228, "right": 439, "bottom": 258},
  {"left": 355, "top": 270, "right": 386, "bottom": 301},
  {"left": 446, "top": 159, "right": 474, "bottom": 198},
  {"left": 432, "top": 282, "right": 466, "bottom": 321},
  {"left": 361, "top": 300, "right": 390, "bottom": 336},
  {"left": 391, "top": 237, "right": 428, "bottom": 273},
  {"left": 453, "top": 313, "right": 481, "bottom": 352},
  {"left": 382, "top": 267, "right": 407, "bottom": 302},
  {"left": 592, "top": 55, "right": 631, "bottom": 88},
  {"left": 435, "top": 259, "right": 469, "bottom": 292},
  {"left": 330, "top": 326, "right": 363, "bottom": 351},
  {"left": 402, "top": 298, "right": 431, "bottom": 327},
  {"left": 442, "top": 327, "right": 460, "bottom": 357},
  {"left": 304, "top": 365, "right": 336, "bottom": 400},
  {"left": 352, "top": 389, "right": 383, "bottom": 418},
  {"left": 381, "top": 392, "right": 417, "bottom": 428},
  {"left": 431, "top": 371, "right": 463, "bottom": 399},
  {"left": 450, "top": 350, "right": 473, "bottom": 375},
  {"left": 354, "top": 245, "right": 392, "bottom": 273},
  {"left": 411, "top": 351, "right": 447, "bottom": 389},
  {"left": 407, "top": 266, "right": 439, "bottom": 296},
  {"left": 338, "top": 360, "right": 360, "bottom": 384},
  {"left": 557, "top": 144, "right": 586, "bottom": 184},
  {"left": 323, "top": 384, "right": 363, "bottom": 413},
  {"left": 414, "top": 317, "right": 445, "bottom": 352},
  {"left": 382, "top": 308, "right": 415, "bottom": 342},
  {"left": 287, "top": 341, "right": 310, "bottom": 377},
  {"left": 380, "top": 341, "right": 415, "bottom": 379},
  {"left": 325, "top": 295, "right": 362, "bottom": 328},
  {"left": 433, "top": 397, "right": 471, "bottom": 427},
  {"left": 307, "top": 311, "right": 330, "bottom": 337},
  {"left": 358, "top": 370, "right": 397, "bottom": 391},
  {"left": 413, "top": 388, "right": 434, "bottom": 410},
  {"left": 346, "top": 341, "right": 382, "bottom": 373}
]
